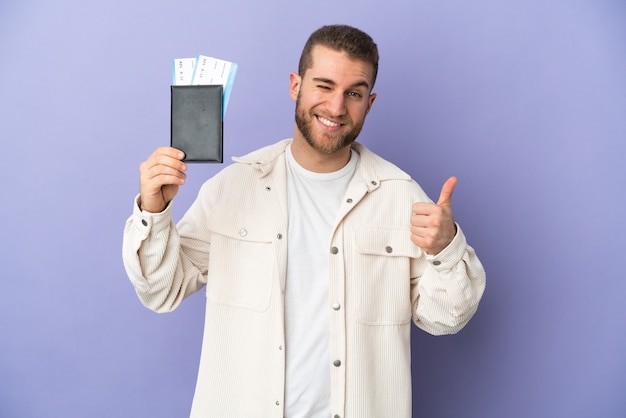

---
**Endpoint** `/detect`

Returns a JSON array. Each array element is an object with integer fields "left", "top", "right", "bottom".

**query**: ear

[
  {"left": 365, "top": 92, "right": 377, "bottom": 115},
  {"left": 289, "top": 72, "right": 301, "bottom": 101}
]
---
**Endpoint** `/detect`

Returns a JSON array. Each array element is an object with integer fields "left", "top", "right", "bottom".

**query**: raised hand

[
  {"left": 138, "top": 147, "right": 187, "bottom": 213},
  {"left": 410, "top": 176, "right": 458, "bottom": 255}
]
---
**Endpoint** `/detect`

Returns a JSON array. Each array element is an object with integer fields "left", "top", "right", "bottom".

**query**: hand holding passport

[{"left": 171, "top": 56, "right": 238, "bottom": 163}]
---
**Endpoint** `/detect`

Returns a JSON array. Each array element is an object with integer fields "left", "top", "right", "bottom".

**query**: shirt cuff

[
  {"left": 425, "top": 223, "right": 467, "bottom": 270},
  {"left": 131, "top": 194, "right": 173, "bottom": 236}
]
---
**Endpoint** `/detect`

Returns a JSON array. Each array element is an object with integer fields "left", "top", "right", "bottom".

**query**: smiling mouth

[{"left": 316, "top": 115, "right": 343, "bottom": 128}]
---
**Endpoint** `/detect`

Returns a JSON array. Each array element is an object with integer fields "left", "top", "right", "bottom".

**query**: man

[{"left": 123, "top": 24, "right": 485, "bottom": 418}]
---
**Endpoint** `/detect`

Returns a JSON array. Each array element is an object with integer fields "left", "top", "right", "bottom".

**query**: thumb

[{"left": 436, "top": 176, "right": 458, "bottom": 206}]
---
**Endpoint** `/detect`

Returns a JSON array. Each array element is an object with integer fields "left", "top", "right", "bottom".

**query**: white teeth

[{"left": 318, "top": 116, "right": 340, "bottom": 127}]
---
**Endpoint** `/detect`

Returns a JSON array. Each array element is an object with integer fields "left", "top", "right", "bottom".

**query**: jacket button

[
  {"left": 330, "top": 247, "right": 339, "bottom": 254},
  {"left": 432, "top": 260, "right": 441, "bottom": 266},
  {"left": 385, "top": 246, "right": 393, "bottom": 253},
  {"left": 239, "top": 228, "right": 248, "bottom": 237},
  {"left": 333, "top": 359, "right": 341, "bottom": 367},
  {"left": 346, "top": 198, "right": 353, "bottom": 203},
  {"left": 141, "top": 219, "right": 148, "bottom": 227},
  {"left": 332, "top": 302, "right": 341, "bottom": 311},
  {"left": 277, "top": 233, "right": 283, "bottom": 239}
]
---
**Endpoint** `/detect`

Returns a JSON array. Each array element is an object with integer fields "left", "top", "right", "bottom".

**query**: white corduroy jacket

[{"left": 122, "top": 139, "right": 486, "bottom": 418}]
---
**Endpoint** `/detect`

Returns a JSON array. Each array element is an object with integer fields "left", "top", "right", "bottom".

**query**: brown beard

[{"left": 294, "top": 93, "right": 364, "bottom": 154}]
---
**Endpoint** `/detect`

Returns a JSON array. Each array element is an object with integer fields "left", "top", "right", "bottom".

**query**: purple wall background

[{"left": 1, "top": 1, "right": 624, "bottom": 417}]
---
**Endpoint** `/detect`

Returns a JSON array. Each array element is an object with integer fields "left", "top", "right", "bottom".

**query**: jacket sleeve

[
  {"left": 410, "top": 224, "right": 486, "bottom": 335},
  {"left": 121, "top": 194, "right": 209, "bottom": 313}
]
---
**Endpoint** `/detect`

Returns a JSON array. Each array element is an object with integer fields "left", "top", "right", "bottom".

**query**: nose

[{"left": 326, "top": 91, "right": 347, "bottom": 116}]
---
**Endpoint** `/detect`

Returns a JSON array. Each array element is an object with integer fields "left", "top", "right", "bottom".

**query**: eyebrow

[{"left": 312, "top": 77, "right": 371, "bottom": 90}]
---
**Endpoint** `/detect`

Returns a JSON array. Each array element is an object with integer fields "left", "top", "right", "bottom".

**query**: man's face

[{"left": 290, "top": 46, "right": 377, "bottom": 155}]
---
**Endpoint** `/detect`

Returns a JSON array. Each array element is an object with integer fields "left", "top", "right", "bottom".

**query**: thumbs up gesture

[{"left": 410, "top": 176, "right": 458, "bottom": 255}]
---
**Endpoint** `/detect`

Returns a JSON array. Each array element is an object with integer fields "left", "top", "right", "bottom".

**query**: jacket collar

[
  {"left": 232, "top": 138, "right": 412, "bottom": 186},
  {"left": 231, "top": 138, "right": 291, "bottom": 178}
]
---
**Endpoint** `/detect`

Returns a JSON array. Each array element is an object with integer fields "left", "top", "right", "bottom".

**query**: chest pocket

[
  {"left": 206, "top": 208, "right": 276, "bottom": 312},
  {"left": 352, "top": 226, "right": 421, "bottom": 324}
]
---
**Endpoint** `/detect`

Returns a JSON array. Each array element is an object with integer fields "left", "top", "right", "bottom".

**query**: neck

[{"left": 290, "top": 132, "right": 352, "bottom": 173}]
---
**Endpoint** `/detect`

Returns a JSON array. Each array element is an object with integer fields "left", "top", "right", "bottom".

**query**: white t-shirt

[{"left": 284, "top": 144, "right": 359, "bottom": 418}]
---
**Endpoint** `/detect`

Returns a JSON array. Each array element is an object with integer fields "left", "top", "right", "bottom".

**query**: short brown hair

[{"left": 298, "top": 24, "right": 379, "bottom": 88}]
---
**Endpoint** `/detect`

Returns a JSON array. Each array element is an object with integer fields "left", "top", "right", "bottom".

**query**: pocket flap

[
  {"left": 355, "top": 226, "right": 421, "bottom": 258},
  {"left": 210, "top": 207, "right": 273, "bottom": 243}
]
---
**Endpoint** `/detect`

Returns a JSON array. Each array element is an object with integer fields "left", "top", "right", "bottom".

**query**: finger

[
  {"left": 140, "top": 164, "right": 187, "bottom": 184},
  {"left": 155, "top": 146, "right": 186, "bottom": 164},
  {"left": 436, "top": 176, "right": 458, "bottom": 206},
  {"left": 144, "top": 151, "right": 187, "bottom": 174},
  {"left": 411, "top": 202, "right": 435, "bottom": 216},
  {"left": 154, "top": 146, "right": 185, "bottom": 161}
]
